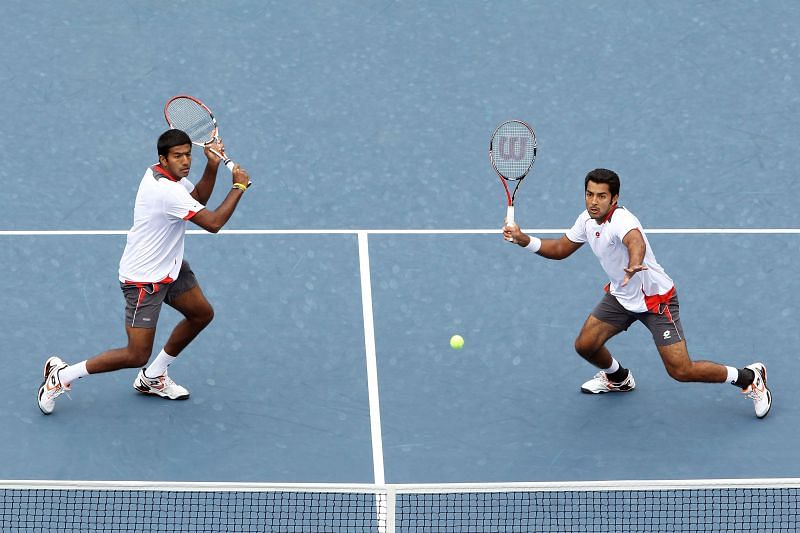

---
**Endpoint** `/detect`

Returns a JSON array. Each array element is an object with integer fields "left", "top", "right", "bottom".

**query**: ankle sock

[
  {"left": 733, "top": 368, "right": 755, "bottom": 389},
  {"left": 606, "top": 367, "right": 629, "bottom": 383},
  {"left": 144, "top": 349, "right": 176, "bottom": 378}
]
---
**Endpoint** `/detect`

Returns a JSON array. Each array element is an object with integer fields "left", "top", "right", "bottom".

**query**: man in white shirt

[
  {"left": 38, "top": 129, "right": 252, "bottom": 415},
  {"left": 503, "top": 168, "right": 771, "bottom": 418}
]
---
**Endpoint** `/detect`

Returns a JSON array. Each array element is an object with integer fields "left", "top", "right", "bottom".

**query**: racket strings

[
  {"left": 166, "top": 100, "right": 216, "bottom": 144},
  {"left": 491, "top": 122, "right": 536, "bottom": 179}
]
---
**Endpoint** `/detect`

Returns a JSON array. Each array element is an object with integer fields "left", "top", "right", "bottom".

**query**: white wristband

[{"left": 525, "top": 237, "right": 542, "bottom": 253}]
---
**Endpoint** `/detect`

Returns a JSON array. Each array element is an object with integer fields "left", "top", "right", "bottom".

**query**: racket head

[
  {"left": 164, "top": 95, "right": 219, "bottom": 146},
  {"left": 489, "top": 120, "right": 537, "bottom": 182}
]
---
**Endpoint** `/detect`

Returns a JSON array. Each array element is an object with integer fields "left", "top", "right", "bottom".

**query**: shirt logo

[
  {"left": 663, "top": 331, "right": 671, "bottom": 339},
  {"left": 595, "top": 232, "right": 600, "bottom": 238}
]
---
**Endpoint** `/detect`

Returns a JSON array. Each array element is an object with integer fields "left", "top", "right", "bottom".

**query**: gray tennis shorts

[
  {"left": 591, "top": 290, "right": 685, "bottom": 346},
  {"left": 121, "top": 261, "right": 199, "bottom": 328}
]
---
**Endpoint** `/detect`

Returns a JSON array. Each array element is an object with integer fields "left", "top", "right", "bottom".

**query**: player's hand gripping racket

[
  {"left": 164, "top": 95, "right": 236, "bottom": 172},
  {"left": 489, "top": 120, "right": 537, "bottom": 241}
]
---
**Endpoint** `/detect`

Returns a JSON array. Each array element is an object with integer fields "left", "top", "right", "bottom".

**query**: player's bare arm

[
  {"left": 191, "top": 165, "right": 251, "bottom": 234},
  {"left": 621, "top": 228, "right": 648, "bottom": 286},
  {"left": 191, "top": 141, "right": 225, "bottom": 204},
  {"left": 503, "top": 223, "right": 582, "bottom": 260}
]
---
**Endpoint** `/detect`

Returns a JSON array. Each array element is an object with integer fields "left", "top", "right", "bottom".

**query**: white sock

[
  {"left": 725, "top": 366, "right": 738, "bottom": 385},
  {"left": 144, "top": 349, "right": 177, "bottom": 378},
  {"left": 603, "top": 358, "right": 621, "bottom": 374},
  {"left": 59, "top": 361, "right": 89, "bottom": 387}
]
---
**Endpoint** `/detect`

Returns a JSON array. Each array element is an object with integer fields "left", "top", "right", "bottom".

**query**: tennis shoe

[
  {"left": 581, "top": 369, "right": 636, "bottom": 394},
  {"left": 742, "top": 362, "right": 771, "bottom": 419},
  {"left": 37, "top": 356, "right": 70, "bottom": 415},
  {"left": 133, "top": 369, "right": 190, "bottom": 400}
]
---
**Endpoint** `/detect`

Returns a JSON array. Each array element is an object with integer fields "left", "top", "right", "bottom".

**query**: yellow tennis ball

[{"left": 450, "top": 335, "right": 464, "bottom": 350}]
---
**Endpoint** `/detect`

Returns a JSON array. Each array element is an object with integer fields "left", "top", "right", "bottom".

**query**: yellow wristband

[{"left": 232, "top": 183, "right": 248, "bottom": 192}]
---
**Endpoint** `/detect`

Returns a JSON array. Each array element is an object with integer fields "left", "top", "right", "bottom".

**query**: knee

[
  {"left": 574, "top": 337, "right": 594, "bottom": 359},
  {"left": 665, "top": 361, "right": 693, "bottom": 382},
  {"left": 127, "top": 348, "right": 152, "bottom": 369},
  {"left": 192, "top": 303, "right": 214, "bottom": 327},
  {"left": 201, "top": 304, "right": 215, "bottom": 325}
]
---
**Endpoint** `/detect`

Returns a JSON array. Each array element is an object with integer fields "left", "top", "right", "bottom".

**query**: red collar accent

[
  {"left": 153, "top": 164, "right": 179, "bottom": 182},
  {"left": 600, "top": 203, "right": 619, "bottom": 224}
]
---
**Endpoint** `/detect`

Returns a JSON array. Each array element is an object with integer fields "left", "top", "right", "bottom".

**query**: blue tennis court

[{"left": 2, "top": 1, "right": 799, "bottom": 530}]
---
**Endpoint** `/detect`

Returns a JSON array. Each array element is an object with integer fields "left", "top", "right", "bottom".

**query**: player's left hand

[
  {"left": 622, "top": 264, "right": 648, "bottom": 286},
  {"left": 204, "top": 139, "right": 226, "bottom": 163}
]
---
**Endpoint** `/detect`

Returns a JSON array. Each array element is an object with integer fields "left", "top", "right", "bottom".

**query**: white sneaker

[
  {"left": 742, "top": 362, "right": 771, "bottom": 419},
  {"left": 133, "top": 369, "right": 190, "bottom": 400},
  {"left": 581, "top": 370, "right": 636, "bottom": 394},
  {"left": 37, "top": 356, "right": 70, "bottom": 415}
]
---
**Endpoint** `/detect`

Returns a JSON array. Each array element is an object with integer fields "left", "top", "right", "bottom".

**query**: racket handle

[
  {"left": 209, "top": 147, "right": 236, "bottom": 172},
  {"left": 504, "top": 206, "right": 515, "bottom": 242}
]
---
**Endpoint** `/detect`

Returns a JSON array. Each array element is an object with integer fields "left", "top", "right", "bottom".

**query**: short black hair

[
  {"left": 585, "top": 168, "right": 620, "bottom": 198},
  {"left": 157, "top": 129, "right": 192, "bottom": 158}
]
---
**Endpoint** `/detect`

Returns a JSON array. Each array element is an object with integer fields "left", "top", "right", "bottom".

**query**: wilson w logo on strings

[{"left": 498, "top": 136, "right": 528, "bottom": 160}]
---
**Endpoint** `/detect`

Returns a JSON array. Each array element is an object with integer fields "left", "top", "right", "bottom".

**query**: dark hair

[
  {"left": 584, "top": 168, "right": 620, "bottom": 197},
  {"left": 157, "top": 129, "right": 192, "bottom": 158}
]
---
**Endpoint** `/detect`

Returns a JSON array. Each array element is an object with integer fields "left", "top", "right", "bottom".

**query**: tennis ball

[{"left": 450, "top": 334, "right": 464, "bottom": 350}]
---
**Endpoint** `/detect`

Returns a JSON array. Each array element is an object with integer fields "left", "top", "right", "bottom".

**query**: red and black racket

[
  {"left": 489, "top": 120, "right": 537, "bottom": 240},
  {"left": 164, "top": 95, "right": 236, "bottom": 172}
]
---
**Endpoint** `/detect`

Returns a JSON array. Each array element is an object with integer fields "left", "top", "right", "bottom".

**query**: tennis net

[{"left": 1, "top": 478, "right": 798, "bottom": 532}]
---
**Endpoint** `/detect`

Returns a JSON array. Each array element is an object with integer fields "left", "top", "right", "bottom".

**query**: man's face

[
  {"left": 585, "top": 180, "right": 618, "bottom": 222},
  {"left": 159, "top": 144, "right": 192, "bottom": 178}
]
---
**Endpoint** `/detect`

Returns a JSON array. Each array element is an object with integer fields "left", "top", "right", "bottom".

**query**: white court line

[
  {"left": 3, "top": 476, "right": 800, "bottom": 491},
  {"left": 1, "top": 228, "right": 799, "bottom": 236},
  {"left": 357, "top": 231, "right": 386, "bottom": 486},
  {"left": 8, "top": 476, "right": 799, "bottom": 491}
]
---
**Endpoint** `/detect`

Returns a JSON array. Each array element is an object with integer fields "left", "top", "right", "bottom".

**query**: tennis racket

[
  {"left": 489, "top": 120, "right": 537, "bottom": 241},
  {"left": 164, "top": 95, "right": 236, "bottom": 172}
]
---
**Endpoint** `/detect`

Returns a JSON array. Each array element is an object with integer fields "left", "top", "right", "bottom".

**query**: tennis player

[
  {"left": 503, "top": 168, "right": 771, "bottom": 418},
  {"left": 37, "top": 129, "right": 251, "bottom": 415}
]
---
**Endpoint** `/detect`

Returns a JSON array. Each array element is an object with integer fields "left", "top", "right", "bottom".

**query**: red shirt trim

[
  {"left": 644, "top": 286, "right": 676, "bottom": 314},
  {"left": 153, "top": 164, "right": 179, "bottom": 182},
  {"left": 600, "top": 203, "right": 619, "bottom": 224},
  {"left": 604, "top": 283, "right": 677, "bottom": 316}
]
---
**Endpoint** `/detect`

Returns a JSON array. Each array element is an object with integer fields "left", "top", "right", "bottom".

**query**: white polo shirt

[
  {"left": 565, "top": 205, "right": 673, "bottom": 312},
  {"left": 118, "top": 165, "right": 205, "bottom": 284}
]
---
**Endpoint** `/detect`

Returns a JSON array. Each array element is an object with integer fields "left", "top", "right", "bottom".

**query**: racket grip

[
  {"left": 504, "top": 206, "right": 515, "bottom": 242},
  {"left": 209, "top": 147, "right": 236, "bottom": 172}
]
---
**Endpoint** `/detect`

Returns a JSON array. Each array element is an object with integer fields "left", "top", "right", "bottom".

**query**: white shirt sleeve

[
  {"left": 611, "top": 209, "right": 641, "bottom": 242},
  {"left": 164, "top": 182, "right": 205, "bottom": 221},
  {"left": 179, "top": 178, "right": 195, "bottom": 194},
  {"left": 565, "top": 211, "right": 589, "bottom": 243}
]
